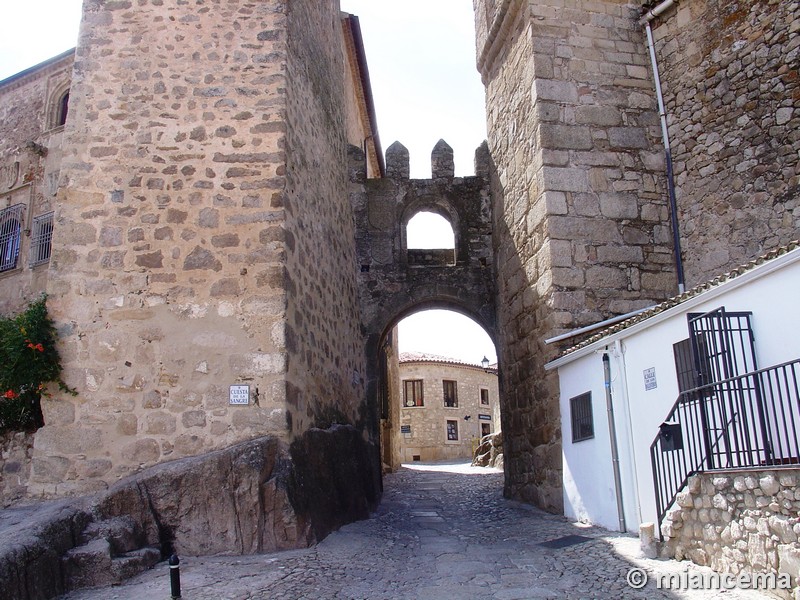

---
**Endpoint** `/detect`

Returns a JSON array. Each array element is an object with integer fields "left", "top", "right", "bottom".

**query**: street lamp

[{"left": 481, "top": 356, "right": 490, "bottom": 370}]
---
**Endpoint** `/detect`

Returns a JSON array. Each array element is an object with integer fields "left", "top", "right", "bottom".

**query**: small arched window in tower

[
  {"left": 406, "top": 211, "right": 455, "bottom": 266},
  {"left": 56, "top": 91, "right": 70, "bottom": 127}
]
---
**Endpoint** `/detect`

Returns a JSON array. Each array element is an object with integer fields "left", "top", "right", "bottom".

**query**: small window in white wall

[{"left": 570, "top": 392, "right": 594, "bottom": 443}]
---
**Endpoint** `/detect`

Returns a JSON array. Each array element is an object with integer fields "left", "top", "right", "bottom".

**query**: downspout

[
  {"left": 641, "top": 1, "right": 686, "bottom": 293},
  {"left": 602, "top": 352, "right": 626, "bottom": 533},
  {"left": 613, "top": 340, "right": 644, "bottom": 525}
]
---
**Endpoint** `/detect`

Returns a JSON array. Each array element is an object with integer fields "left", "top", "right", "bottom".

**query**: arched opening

[
  {"left": 376, "top": 308, "right": 502, "bottom": 475},
  {"left": 56, "top": 91, "right": 70, "bottom": 127},
  {"left": 405, "top": 211, "right": 456, "bottom": 266},
  {"left": 46, "top": 82, "right": 71, "bottom": 130},
  {"left": 406, "top": 211, "right": 455, "bottom": 249}
]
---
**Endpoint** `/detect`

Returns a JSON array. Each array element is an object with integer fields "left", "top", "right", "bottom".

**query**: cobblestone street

[{"left": 62, "top": 462, "right": 772, "bottom": 600}]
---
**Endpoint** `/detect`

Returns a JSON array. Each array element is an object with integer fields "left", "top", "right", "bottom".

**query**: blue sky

[{"left": 0, "top": 0, "right": 496, "bottom": 364}]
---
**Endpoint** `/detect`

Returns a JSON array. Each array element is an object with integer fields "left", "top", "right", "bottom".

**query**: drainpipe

[
  {"left": 613, "top": 340, "right": 643, "bottom": 525},
  {"left": 641, "top": 1, "right": 686, "bottom": 294},
  {"left": 602, "top": 351, "right": 626, "bottom": 533}
]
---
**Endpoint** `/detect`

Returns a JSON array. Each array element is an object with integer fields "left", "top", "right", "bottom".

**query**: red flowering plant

[{"left": 0, "top": 297, "right": 75, "bottom": 433}]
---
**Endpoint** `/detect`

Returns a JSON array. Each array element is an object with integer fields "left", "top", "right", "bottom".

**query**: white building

[{"left": 546, "top": 243, "right": 800, "bottom": 534}]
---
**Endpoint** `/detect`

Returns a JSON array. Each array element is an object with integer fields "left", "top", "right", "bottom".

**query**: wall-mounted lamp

[{"left": 481, "top": 356, "right": 490, "bottom": 370}]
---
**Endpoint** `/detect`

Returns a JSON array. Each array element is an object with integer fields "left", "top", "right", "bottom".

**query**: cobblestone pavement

[{"left": 62, "top": 462, "right": 773, "bottom": 600}]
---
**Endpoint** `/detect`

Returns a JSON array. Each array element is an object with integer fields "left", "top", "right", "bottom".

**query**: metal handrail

[{"left": 651, "top": 358, "right": 800, "bottom": 530}]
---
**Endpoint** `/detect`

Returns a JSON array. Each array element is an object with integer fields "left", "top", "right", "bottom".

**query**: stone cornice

[
  {"left": 0, "top": 49, "right": 75, "bottom": 96},
  {"left": 476, "top": 0, "right": 526, "bottom": 85}
]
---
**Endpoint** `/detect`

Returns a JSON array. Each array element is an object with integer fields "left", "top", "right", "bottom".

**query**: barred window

[
  {"left": 30, "top": 212, "right": 54, "bottom": 267},
  {"left": 0, "top": 204, "right": 24, "bottom": 273},
  {"left": 443, "top": 380, "right": 458, "bottom": 407},
  {"left": 403, "top": 379, "right": 424, "bottom": 407},
  {"left": 674, "top": 334, "right": 715, "bottom": 394},
  {"left": 570, "top": 392, "right": 594, "bottom": 443}
]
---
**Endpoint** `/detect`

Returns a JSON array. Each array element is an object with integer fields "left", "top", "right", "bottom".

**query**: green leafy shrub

[{"left": 0, "top": 297, "right": 74, "bottom": 433}]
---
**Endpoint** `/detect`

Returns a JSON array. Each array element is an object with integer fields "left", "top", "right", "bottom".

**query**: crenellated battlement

[{"left": 382, "top": 139, "right": 491, "bottom": 181}]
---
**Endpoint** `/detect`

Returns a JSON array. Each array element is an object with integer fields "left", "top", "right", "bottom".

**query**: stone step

[
  {"left": 63, "top": 539, "right": 162, "bottom": 590},
  {"left": 62, "top": 538, "right": 114, "bottom": 589},
  {"left": 80, "top": 515, "right": 143, "bottom": 554},
  {"left": 110, "top": 547, "right": 162, "bottom": 581}
]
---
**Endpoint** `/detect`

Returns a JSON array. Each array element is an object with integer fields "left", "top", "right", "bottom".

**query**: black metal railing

[{"left": 651, "top": 358, "right": 800, "bottom": 528}]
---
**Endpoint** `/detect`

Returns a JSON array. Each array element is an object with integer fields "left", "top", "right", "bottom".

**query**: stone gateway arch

[
  {"left": 349, "top": 140, "right": 497, "bottom": 472},
  {"left": 2, "top": 2, "right": 798, "bottom": 594}
]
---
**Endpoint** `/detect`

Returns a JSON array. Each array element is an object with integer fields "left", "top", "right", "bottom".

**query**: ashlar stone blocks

[{"left": 474, "top": 0, "right": 679, "bottom": 513}]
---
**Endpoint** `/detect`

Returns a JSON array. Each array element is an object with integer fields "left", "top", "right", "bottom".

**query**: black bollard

[{"left": 169, "top": 554, "right": 181, "bottom": 599}]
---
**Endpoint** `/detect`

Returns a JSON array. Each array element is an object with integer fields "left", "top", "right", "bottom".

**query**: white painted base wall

[{"left": 553, "top": 249, "right": 800, "bottom": 533}]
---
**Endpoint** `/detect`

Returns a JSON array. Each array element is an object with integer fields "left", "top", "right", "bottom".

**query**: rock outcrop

[
  {"left": 473, "top": 431, "right": 503, "bottom": 469},
  {"left": 1, "top": 427, "right": 381, "bottom": 600}
]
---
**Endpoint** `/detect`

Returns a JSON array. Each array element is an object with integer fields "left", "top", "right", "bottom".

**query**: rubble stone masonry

[
  {"left": 661, "top": 468, "right": 800, "bottom": 600},
  {"left": 474, "top": 0, "right": 678, "bottom": 512},
  {"left": 40, "top": 0, "right": 294, "bottom": 497},
  {"left": 650, "top": 0, "right": 800, "bottom": 285},
  {"left": 31, "top": 0, "right": 379, "bottom": 530},
  {"left": 284, "top": 0, "right": 368, "bottom": 438}
]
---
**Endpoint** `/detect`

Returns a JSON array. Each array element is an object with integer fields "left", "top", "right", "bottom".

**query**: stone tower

[
  {"left": 30, "top": 0, "right": 381, "bottom": 542},
  {"left": 473, "top": 0, "right": 798, "bottom": 512},
  {"left": 474, "top": 0, "right": 680, "bottom": 511}
]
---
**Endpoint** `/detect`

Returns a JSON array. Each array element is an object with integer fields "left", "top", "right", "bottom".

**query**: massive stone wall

[
  {"left": 37, "top": 0, "right": 294, "bottom": 498},
  {"left": 650, "top": 0, "right": 800, "bottom": 285},
  {"left": 282, "top": 1, "right": 382, "bottom": 522},
  {"left": 25, "top": 0, "right": 381, "bottom": 527},
  {"left": 283, "top": 0, "right": 369, "bottom": 438},
  {"left": 0, "top": 431, "right": 34, "bottom": 507},
  {"left": 0, "top": 53, "right": 73, "bottom": 315},
  {"left": 475, "top": 0, "right": 679, "bottom": 512}
]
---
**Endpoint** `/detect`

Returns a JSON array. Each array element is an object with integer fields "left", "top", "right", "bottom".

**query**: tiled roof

[
  {"left": 399, "top": 352, "right": 496, "bottom": 371},
  {"left": 558, "top": 241, "right": 800, "bottom": 357}
]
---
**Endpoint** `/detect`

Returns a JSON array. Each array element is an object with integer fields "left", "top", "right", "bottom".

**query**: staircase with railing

[{"left": 650, "top": 358, "right": 800, "bottom": 529}]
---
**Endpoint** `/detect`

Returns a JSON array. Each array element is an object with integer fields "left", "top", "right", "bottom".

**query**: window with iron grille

[
  {"left": 674, "top": 314, "right": 729, "bottom": 394},
  {"left": 443, "top": 380, "right": 458, "bottom": 407},
  {"left": 480, "top": 388, "right": 489, "bottom": 405},
  {"left": 30, "top": 212, "right": 54, "bottom": 267},
  {"left": 570, "top": 392, "right": 594, "bottom": 443},
  {"left": 403, "top": 379, "right": 424, "bottom": 407},
  {"left": 446, "top": 419, "right": 459, "bottom": 441},
  {"left": 0, "top": 204, "right": 24, "bottom": 273},
  {"left": 673, "top": 338, "right": 700, "bottom": 393}
]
